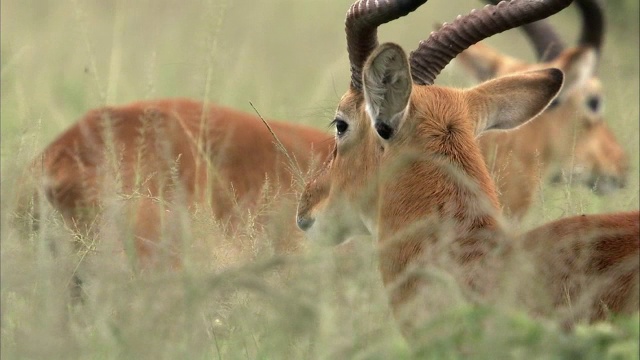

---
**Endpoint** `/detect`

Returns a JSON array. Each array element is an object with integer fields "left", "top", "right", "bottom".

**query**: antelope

[
  {"left": 25, "top": 98, "right": 333, "bottom": 267},
  {"left": 296, "top": 0, "right": 639, "bottom": 344},
  {"left": 457, "top": 0, "right": 628, "bottom": 219}
]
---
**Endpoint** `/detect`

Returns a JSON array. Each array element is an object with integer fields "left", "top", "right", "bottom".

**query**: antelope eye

[
  {"left": 331, "top": 118, "right": 349, "bottom": 137},
  {"left": 587, "top": 95, "right": 601, "bottom": 113}
]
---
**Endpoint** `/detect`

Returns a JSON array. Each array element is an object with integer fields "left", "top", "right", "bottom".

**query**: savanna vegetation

[{"left": 2, "top": 0, "right": 638, "bottom": 358}]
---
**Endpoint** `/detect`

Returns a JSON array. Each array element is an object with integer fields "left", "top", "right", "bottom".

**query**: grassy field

[{"left": 2, "top": 0, "right": 638, "bottom": 358}]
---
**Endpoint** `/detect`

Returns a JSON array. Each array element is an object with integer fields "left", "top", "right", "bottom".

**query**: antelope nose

[{"left": 296, "top": 215, "right": 315, "bottom": 231}]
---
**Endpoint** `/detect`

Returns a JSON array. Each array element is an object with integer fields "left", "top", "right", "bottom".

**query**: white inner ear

[
  {"left": 469, "top": 68, "right": 564, "bottom": 136},
  {"left": 364, "top": 102, "right": 379, "bottom": 126},
  {"left": 362, "top": 44, "right": 412, "bottom": 134}
]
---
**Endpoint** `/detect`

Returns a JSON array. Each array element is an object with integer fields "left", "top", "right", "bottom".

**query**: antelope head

[
  {"left": 458, "top": 0, "right": 628, "bottom": 195},
  {"left": 296, "top": 0, "right": 569, "bottom": 246}
]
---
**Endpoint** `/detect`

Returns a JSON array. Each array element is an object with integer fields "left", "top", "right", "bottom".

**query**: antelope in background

[
  {"left": 296, "top": 0, "right": 639, "bottom": 345},
  {"left": 457, "top": 0, "right": 628, "bottom": 219},
  {"left": 23, "top": 98, "right": 333, "bottom": 268}
]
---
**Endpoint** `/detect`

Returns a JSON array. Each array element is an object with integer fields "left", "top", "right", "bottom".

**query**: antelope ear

[
  {"left": 456, "top": 42, "right": 526, "bottom": 81},
  {"left": 466, "top": 68, "right": 564, "bottom": 136},
  {"left": 362, "top": 43, "right": 412, "bottom": 140},
  {"left": 551, "top": 47, "right": 597, "bottom": 101}
]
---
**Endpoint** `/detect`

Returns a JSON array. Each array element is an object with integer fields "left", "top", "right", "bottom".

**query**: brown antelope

[
  {"left": 457, "top": 0, "right": 628, "bottom": 219},
  {"left": 296, "top": 0, "right": 639, "bottom": 343},
  {"left": 27, "top": 98, "right": 333, "bottom": 267}
]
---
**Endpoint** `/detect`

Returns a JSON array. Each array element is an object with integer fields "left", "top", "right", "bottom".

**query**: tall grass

[{"left": 2, "top": 0, "right": 638, "bottom": 358}]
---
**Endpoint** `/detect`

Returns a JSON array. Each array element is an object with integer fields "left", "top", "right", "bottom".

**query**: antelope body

[
  {"left": 296, "top": 0, "right": 639, "bottom": 344},
  {"left": 458, "top": 0, "right": 628, "bottom": 219},
  {"left": 29, "top": 98, "right": 333, "bottom": 263}
]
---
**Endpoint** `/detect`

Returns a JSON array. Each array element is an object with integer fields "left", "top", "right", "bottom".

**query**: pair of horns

[
  {"left": 346, "top": 0, "right": 573, "bottom": 90},
  {"left": 484, "top": 0, "right": 605, "bottom": 61}
]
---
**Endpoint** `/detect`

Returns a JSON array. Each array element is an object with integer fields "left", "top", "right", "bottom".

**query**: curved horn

[
  {"left": 520, "top": 21, "right": 565, "bottom": 60},
  {"left": 346, "top": 0, "right": 428, "bottom": 91},
  {"left": 409, "top": 0, "right": 573, "bottom": 86},
  {"left": 576, "top": 0, "right": 604, "bottom": 53},
  {"left": 483, "top": 0, "right": 565, "bottom": 61}
]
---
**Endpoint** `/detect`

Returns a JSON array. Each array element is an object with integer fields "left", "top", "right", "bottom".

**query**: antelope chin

[
  {"left": 301, "top": 213, "right": 371, "bottom": 247},
  {"left": 549, "top": 169, "right": 625, "bottom": 196},
  {"left": 548, "top": 167, "right": 590, "bottom": 186},
  {"left": 587, "top": 175, "right": 626, "bottom": 196}
]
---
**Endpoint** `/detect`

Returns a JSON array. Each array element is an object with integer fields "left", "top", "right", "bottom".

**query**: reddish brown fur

[
  {"left": 522, "top": 211, "right": 640, "bottom": 322},
  {"left": 30, "top": 98, "right": 333, "bottom": 265},
  {"left": 459, "top": 43, "right": 628, "bottom": 219},
  {"left": 297, "top": 44, "right": 639, "bottom": 340}
]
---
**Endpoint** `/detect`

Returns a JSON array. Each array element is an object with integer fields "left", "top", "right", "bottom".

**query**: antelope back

[{"left": 34, "top": 99, "right": 334, "bottom": 265}]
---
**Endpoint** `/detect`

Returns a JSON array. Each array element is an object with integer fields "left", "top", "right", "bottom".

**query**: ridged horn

[
  {"left": 346, "top": 0, "right": 428, "bottom": 91},
  {"left": 409, "top": 0, "right": 573, "bottom": 86},
  {"left": 483, "top": 0, "right": 566, "bottom": 61}
]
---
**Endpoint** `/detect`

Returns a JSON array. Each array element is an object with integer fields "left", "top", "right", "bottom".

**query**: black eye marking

[
  {"left": 587, "top": 95, "right": 601, "bottom": 113},
  {"left": 330, "top": 118, "right": 348, "bottom": 137},
  {"left": 375, "top": 121, "right": 394, "bottom": 140}
]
